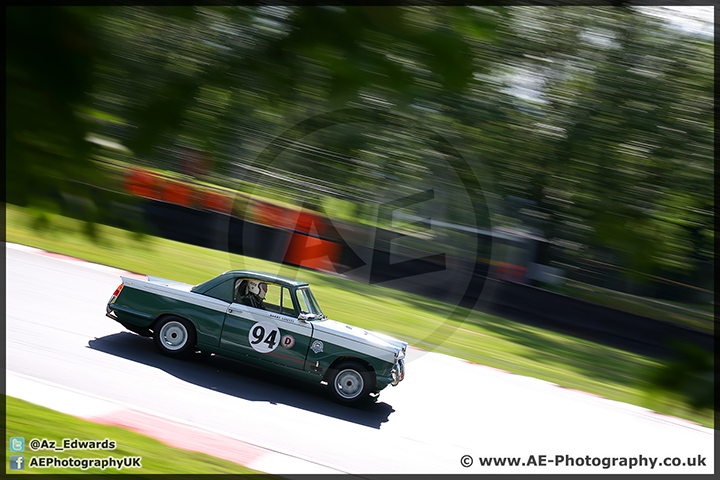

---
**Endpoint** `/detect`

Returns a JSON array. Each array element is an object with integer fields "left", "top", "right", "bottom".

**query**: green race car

[{"left": 106, "top": 270, "right": 407, "bottom": 405}]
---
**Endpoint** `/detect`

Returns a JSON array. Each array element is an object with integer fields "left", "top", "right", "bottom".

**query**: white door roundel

[{"left": 248, "top": 321, "right": 281, "bottom": 353}]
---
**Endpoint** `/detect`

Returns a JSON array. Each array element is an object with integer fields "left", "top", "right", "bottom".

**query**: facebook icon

[{"left": 10, "top": 455, "right": 25, "bottom": 470}]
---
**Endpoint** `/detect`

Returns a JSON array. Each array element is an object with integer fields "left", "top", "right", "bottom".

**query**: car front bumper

[
  {"left": 376, "top": 357, "right": 406, "bottom": 391},
  {"left": 391, "top": 357, "right": 405, "bottom": 386}
]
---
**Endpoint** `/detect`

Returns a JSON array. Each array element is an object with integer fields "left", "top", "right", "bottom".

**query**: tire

[
  {"left": 328, "top": 361, "right": 374, "bottom": 405},
  {"left": 153, "top": 316, "right": 196, "bottom": 358}
]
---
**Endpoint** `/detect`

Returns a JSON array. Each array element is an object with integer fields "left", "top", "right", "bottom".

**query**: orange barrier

[
  {"left": 284, "top": 232, "right": 341, "bottom": 273},
  {"left": 253, "top": 202, "right": 326, "bottom": 235},
  {"left": 162, "top": 181, "right": 192, "bottom": 207},
  {"left": 124, "top": 168, "right": 161, "bottom": 199},
  {"left": 200, "top": 190, "right": 232, "bottom": 214},
  {"left": 124, "top": 168, "right": 331, "bottom": 227},
  {"left": 123, "top": 168, "right": 235, "bottom": 214},
  {"left": 254, "top": 202, "right": 292, "bottom": 228},
  {"left": 295, "top": 211, "right": 323, "bottom": 235}
]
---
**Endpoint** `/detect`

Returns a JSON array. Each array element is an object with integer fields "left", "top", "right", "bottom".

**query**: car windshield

[{"left": 297, "top": 287, "right": 324, "bottom": 319}]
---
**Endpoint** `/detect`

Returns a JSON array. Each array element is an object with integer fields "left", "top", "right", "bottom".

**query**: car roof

[{"left": 219, "top": 270, "right": 309, "bottom": 287}]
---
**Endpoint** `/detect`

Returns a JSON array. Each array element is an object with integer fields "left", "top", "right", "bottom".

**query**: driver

[{"left": 241, "top": 280, "right": 267, "bottom": 310}]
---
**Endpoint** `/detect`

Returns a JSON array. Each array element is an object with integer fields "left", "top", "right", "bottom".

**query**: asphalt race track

[{"left": 5, "top": 244, "right": 714, "bottom": 475}]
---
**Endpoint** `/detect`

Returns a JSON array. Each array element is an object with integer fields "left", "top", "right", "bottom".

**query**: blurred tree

[
  {"left": 454, "top": 7, "right": 713, "bottom": 294},
  {"left": 6, "top": 6, "right": 713, "bottom": 298},
  {"left": 7, "top": 7, "right": 104, "bottom": 229},
  {"left": 6, "top": 6, "right": 144, "bottom": 236},
  {"left": 7, "top": 7, "right": 486, "bottom": 216},
  {"left": 646, "top": 341, "right": 713, "bottom": 411}
]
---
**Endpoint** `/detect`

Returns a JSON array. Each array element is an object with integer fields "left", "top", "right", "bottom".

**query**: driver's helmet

[
  {"left": 258, "top": 282, "right": 268, "bottom": 300},
  {"left": 248, "top": 280, "right": 268, "bottom": 300}
]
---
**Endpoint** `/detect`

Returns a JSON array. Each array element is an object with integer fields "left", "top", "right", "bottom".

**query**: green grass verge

[
  {"left": 5, "top": 396, "right": 263, "bottom": 474},
  {"left": 5, "top": 204, "right": 713, "bottom": 428}
]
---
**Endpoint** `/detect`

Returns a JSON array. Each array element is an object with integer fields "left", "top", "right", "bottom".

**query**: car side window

[
  {"left": 297, "top": 289, "right": 310, "bottom": 315},
  {"left": 231, "top": 280, "right": 295, "bottom": 316},
  {"left": 281, "top": 287, "right": 297, "bottom": 317},
  {"left": 236, "top": 278, "right": 267, "bottom": 310},
  {"left": 263, "top": 284, "right": 280, "bottom": 313},
  {"left": 201, "top": 278, "right": 234, "bottom": 303},
  {"left": 234, "top": 279, "right": 248, "bottom": 303}
]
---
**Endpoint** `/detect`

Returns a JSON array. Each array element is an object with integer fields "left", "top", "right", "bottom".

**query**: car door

[{"left": 220, "top": 281, "right": 313, "bottom": 370}]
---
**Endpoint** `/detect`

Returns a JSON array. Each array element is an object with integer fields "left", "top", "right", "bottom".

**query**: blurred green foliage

[
  {"left": 646, "top": 341, "right": 714, "bottom": 411},
  {"left": 6, "top": 6, "right": 713, "bottom": 296}
]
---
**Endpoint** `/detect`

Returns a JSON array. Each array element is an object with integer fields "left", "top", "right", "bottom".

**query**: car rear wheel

[
  {"left": 328, "top": 361, "right": 374, "bottom": 405},
  {"left": 153, "top": 316, "right": 196, "bottom": 358}
]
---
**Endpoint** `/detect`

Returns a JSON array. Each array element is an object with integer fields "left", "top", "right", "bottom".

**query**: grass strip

[
  {"left": 5, "top": 396, "right": 263, "bottom": 474},
  {"left": 5, "top": 204, "right": 713, "bottom": 428}
]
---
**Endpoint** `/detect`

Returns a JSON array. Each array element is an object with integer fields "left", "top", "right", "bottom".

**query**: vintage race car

[{"left": 106, "top": 270, "right": 407, "bottom": 405}]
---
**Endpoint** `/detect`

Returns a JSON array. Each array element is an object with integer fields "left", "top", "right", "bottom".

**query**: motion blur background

[{"left": 6, "top": 6, "right": 714, "bottom": 413}]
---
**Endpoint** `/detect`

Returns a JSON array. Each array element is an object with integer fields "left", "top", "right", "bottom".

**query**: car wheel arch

[
  {"left": 152, "top": 313, "right": 195, "bottom": 332},
  {"left": 324, "top": 356, "right": 375, "bottom": 382}
]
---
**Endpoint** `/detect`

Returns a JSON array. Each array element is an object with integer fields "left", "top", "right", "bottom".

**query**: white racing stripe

[
  {"left": 312, "top": 327, "right": 397, "bottom": 363},
  {"left": 121, "top": 277, "right": 229, "bottom": 313}
]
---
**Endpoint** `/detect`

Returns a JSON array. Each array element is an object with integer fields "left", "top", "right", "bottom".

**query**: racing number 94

[
  {"left": 252, "top": 324, "right": 277, "bottom": 348},
  {"left": 248, "top": 322, "right": 281, "bottom": 354}
]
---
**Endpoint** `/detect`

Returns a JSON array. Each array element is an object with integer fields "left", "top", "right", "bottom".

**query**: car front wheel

[
  {"left": 328, "top": 361, "right": 374, "bottom": 405},
  {"left": 153, "top": 316, "right": 196, "bottom": 358}
]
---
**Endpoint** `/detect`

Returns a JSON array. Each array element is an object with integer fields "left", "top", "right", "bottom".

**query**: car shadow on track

[{"left": 87, "top": 332, "right": 395, "bottom": 428}]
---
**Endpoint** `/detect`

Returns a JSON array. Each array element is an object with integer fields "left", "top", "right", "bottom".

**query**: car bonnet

[{"left": 312, "top": 318, "right": 406, "bottom": 354}]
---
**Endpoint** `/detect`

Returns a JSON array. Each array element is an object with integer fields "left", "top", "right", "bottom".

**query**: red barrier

[
  {"left": 122, "top": 168, "right": 329, "bottom": 234},
  {"left": 295, "top": 211, "right": 323, "bottom": 235},
  {"left": 253, "top": 202, "right": 327, "bottom": 235},
  {"left": 284, "top": 233, "right": 340, "bottom": 273},
  {"left": 201, "top": 190, "right": 232, "bottom": 213},
  {"left": 123, "top": 169, "right": 159, "bottom": 199},
  {"left": 254, "top": 202, "right": 289, "bottom": 228},
  {"left": 162, "top": 181, "right": 193, "bottom": 207}
]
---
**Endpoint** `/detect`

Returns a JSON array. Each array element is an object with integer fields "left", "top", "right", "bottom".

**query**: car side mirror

[{"left": 298, "top": 313, "right": 309, "bottom": 322}]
